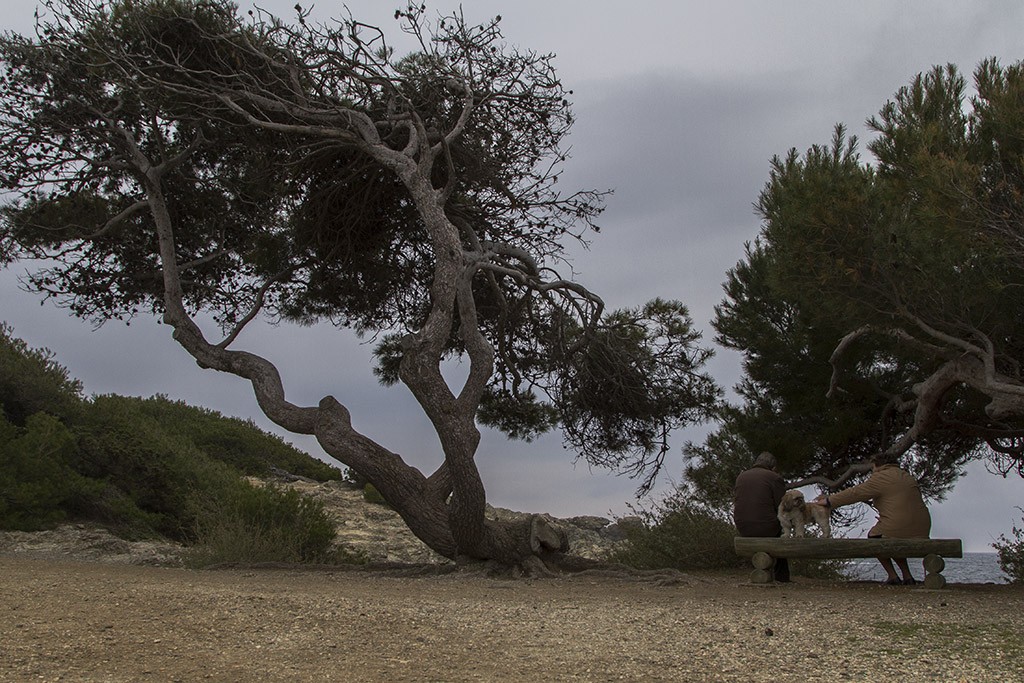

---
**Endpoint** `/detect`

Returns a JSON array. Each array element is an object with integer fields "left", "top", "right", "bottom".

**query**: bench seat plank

[{"left": 734, "top": 537, "right": 963, "bottom": 560}]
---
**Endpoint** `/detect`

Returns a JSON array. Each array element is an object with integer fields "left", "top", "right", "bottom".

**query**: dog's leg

[
  {"left": 809, "top": 505, "right": 831, "bottom": 538},
  {"left": 778, "top": 515, "right": 791, "bottom": 538}
]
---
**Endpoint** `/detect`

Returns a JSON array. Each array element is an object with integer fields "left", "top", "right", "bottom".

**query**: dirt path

[{"left": 1, "top": 555, "right": 1022, "bottom": 682}]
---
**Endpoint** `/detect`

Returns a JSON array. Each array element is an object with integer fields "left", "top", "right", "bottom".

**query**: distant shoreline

[{"left": 843, "top": 551, "right": 1009, "bottom": 584}]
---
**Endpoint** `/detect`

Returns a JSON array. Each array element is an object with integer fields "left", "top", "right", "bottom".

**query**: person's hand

[{"left": 812, "top": 495, "right": 826, "bottom": 505}]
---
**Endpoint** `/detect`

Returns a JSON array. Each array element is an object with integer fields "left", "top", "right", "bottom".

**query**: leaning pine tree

[
  {"left": 0, "top": 0, "right": 719, "bottom": 571},
  {"left": 686, "top": 61, "right": 1024, "bottom": 512}
]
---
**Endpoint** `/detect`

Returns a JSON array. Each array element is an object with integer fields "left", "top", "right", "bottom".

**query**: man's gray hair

[{"left": 753, "top": 451, "right": 777, "bottom": 470}]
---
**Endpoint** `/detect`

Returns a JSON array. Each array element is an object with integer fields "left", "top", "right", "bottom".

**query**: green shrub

[
  {"left": 607, "top": 497, "right": 745, "bottom": 571},
  {"left": 73, "top": 483, "right": 168, "bottom": 541},
  {"left": 0, "top": 323, "right": 83, "bottom": 426},
  {"left": 363, "top": 483, "right": 388, "bottom": 506},
  {"left": 107, "top": 395, "right": 343, "bottom": 481},
  {"left": 0, "top": 325, "right": 347, "bottom": 543},
  {"left": 71, "top": 394, "right": 213, "bottom": 539},
  {"left": 791, "top": 557, "right": 846, "bottom": 580},
  {"left": 186, "top": 480, "right": 344, "bottom": 566},
  {"left": 994, "top": 508, "right": 1024, "bottom": 584},
  {"left": 0, "top": 412, "right": 106, "bottom": 530}
]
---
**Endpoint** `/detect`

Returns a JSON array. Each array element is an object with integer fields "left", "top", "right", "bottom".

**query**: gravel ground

[{"left": 1, "top": 555, "right": 1022, "bottom": 682}]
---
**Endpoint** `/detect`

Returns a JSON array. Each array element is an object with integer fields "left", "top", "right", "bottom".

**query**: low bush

[
  {"left": 0, "top": 412, "right": 98, "bottom": 530},
  {"left": 0, "top": 324, "right": 348, "bottom": 553},
  {"left": 607, "top": 497, "right": 745, "bottom": 571},
  {"left": 71, "top": 394, "right": 216, "bottom": 539},
  {"left": 363, "top": 483, "right": 388, "bottom": 506},
  {"left": 0, "top": 323, "right": 83, "bottom": 426},
  {"left": 114, "top": 395, "right": 343, "bottom": 481},
  {"left": 186, "top": 480, "right": 346, "bottom": 567},
  {"left": 790, "top": 557, "right": 846, "bottom": 580},
  {"left": 993, "top": 508, "right": 1024, "bottom": 584}
]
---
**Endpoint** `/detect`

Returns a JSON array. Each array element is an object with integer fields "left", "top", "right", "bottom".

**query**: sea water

[{"left": 843, "top": 552, "right": 1009, "bottom": 584}]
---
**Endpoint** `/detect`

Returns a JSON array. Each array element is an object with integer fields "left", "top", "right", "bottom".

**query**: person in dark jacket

[{"left": 733, "top": 451, "right": 789, "bottom": 582}]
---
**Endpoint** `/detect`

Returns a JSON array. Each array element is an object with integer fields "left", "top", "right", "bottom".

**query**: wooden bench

[{"left": 734, "top": 537, "right": 963, "bottom": 589}]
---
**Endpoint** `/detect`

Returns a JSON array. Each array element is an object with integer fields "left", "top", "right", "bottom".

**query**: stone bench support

[{"left": 733, "top": 537, "right": 963, "bottom": 588}]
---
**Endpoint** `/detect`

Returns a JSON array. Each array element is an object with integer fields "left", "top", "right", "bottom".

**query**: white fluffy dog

[{"left": 778, "top": 490, "right": 831, "bottom": 538}]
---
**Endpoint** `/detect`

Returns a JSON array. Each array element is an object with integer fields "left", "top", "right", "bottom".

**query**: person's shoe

[
  {"left": 902, "top": 577, "right": 918, "bottom": 586},
  {"left": 884, "top": 577, "right": 902, "bottom": 585}
]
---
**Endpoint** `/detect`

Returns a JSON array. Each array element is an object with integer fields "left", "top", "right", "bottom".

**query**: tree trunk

[{"left": 143, "top": 72, "right": 581, "bottom": 571}]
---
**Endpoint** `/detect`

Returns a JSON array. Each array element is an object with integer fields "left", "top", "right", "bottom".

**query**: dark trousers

[
  {"left": 773, "top": 556, "right": 790, "bottom": 582},
  {"left": 736, "top": 528, "right": 791, "bottom": 582}
]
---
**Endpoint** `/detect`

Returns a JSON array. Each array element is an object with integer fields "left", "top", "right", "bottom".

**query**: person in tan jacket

[{"left": 815, "top": 455, "right": 931, "bottom": 585}]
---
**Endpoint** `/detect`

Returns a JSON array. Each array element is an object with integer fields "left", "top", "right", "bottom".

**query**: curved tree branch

[{"left": 788, "top": 461, "right": 873, "bottom": 490}]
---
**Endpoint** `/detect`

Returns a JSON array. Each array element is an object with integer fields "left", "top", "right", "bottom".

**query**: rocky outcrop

[
  {"left": 482, "top": 505, "right": 639, "bottom": 563},
  {"left": 279, "top": 478, "right": 636, "bottom": 564},
  {"left": 281, "top": 479, "right": 450, "bottom": 564},
  {"left": 0, "top": 525, "right": 184, "bottom": 566}
]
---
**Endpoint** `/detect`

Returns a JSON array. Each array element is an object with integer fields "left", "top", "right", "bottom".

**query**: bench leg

[
  {"left": 750, "top": 551, "right": 775, "bottom": 584},
  {"left": 922, "top": 554, "right": 947, "bottom": 589}
]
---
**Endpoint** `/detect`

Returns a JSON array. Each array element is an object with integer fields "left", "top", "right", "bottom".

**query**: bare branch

[
  {"left": 176, "top": 249, "right": 228, "bottom": 273},
  {"left": 788, "top": 461, "right": 873, "bottom": 490},
  {"left": 81, "top": 199, "right": 149, "bottom": 239},
  {"left": 827, "top": 325, "right": 874, "bottom": 398},
  {"left": 898, "top": 306, "right": 986, "bottom": 356},
  {"left": 216, "top": 266, "right": 297, "bottom": 349}
]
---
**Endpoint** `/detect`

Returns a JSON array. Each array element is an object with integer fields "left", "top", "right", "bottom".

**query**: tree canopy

[
  {"left": 687, "top": 60, "right": 1024, "bottom": 509},
  {"left": 0, "top": 0, "right": 718, "bottom": 568}
]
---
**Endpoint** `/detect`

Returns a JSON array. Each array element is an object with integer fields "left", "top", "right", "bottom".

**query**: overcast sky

[{"left": 2, "top": 1, "right": 1022, "bottom": 552}]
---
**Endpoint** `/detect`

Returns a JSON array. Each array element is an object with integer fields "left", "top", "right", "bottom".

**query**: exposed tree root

[{"left": 201, "top": 554, "right": 699, "bottom": 585}]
